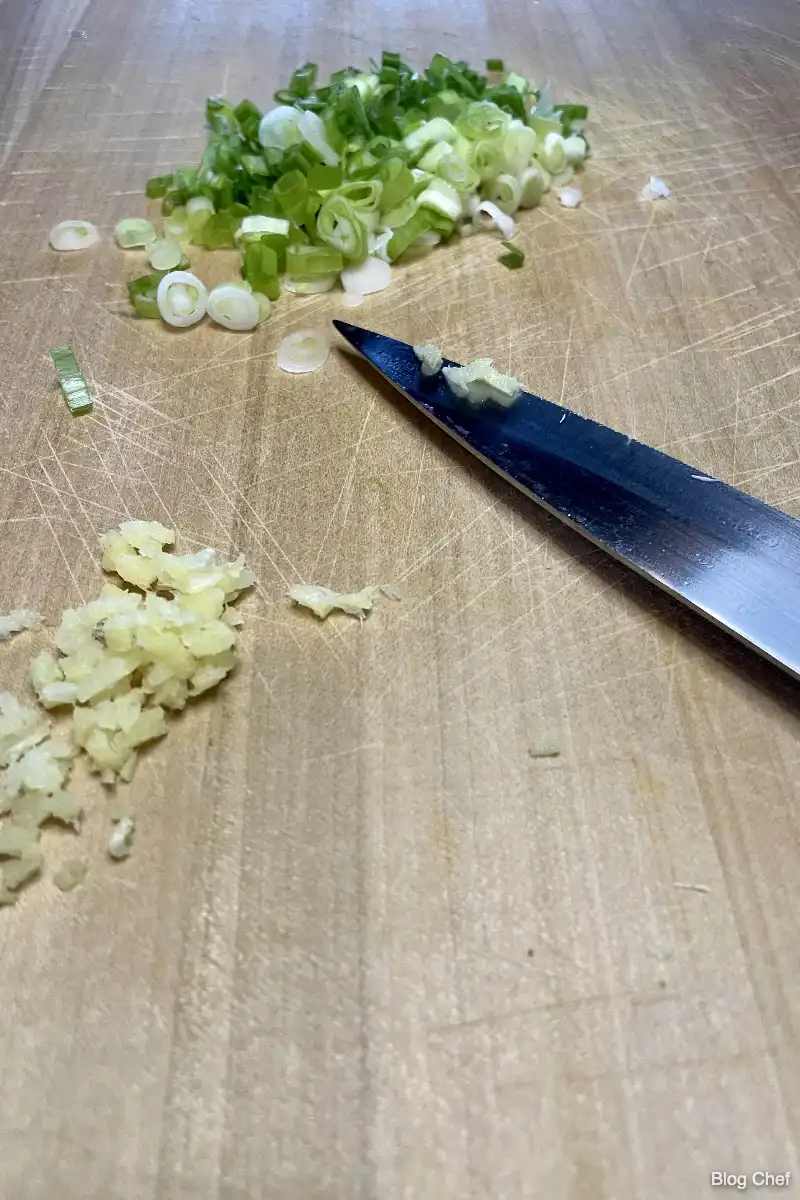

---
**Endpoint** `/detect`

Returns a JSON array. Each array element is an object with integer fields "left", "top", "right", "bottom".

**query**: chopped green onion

[
  {"left": 529, "top": 114, "right": 562, "bottom": 141},
  {"left": 277, "top": 330, "right": 330, "bottom": 373},
  {"left": 289, "top": 62, "right": 318, "bottom": 98},
  {"left": 337, "top": 179, "right": 382, "bottom": 211},
  {"left": 241, "top": 241, "right": 280, "bottom": 300},
  {"left": 503, "top": 120, "right": 537, "bottom": 175},
  {"left": 145, "top": 174, "right": 174, "bottom": 199},
  {"left": 498, "top": 241, "right": 524, "bottom": 269},
  {"left": 195, "top": 209, "right": 244, "bottom": 249},
  {"left": 238, "top": 214, "right": 288, "bottom": 239},
  {"left": 273, "top": 169, "right": 308, "bottom": 223},
  {"left": 537, "top": 131, "right": 567, "bottom": 174},
  {"left": 115, "top": 218, "right": 157, "bottom": 248},
  {"left": 285, "top": 243, "right": 344, "bottom": 277},
  {"left": 206, "top": 96, "right": 238, "bottom": 135},
  {"left": 253, "top": 292, "right": 272, "bottom": 323},
  {"left": 554, "top": 102, "right": 589, "bottom": 134},
  {"left": 470, "top": 139, "right": 505, "bottom": 182},
  {"left": 476, "top": 199, "right": 516, "bottom": 238},
  {"left": 163, "top": 208, "right": 190, "bottom": 242},
  {"left": 283, "top": 274, "right": 337, "bottom": 294},
  {"left": 259, "top": 105, "right": 304, "bottom": 149},
  {"left": 207, "top": 283, "right": 261, "bottom": 331},
  {"left": 418, "top": 140, "right": 454, "bottom": 173},
  {"left": 147, "top": 238, "right": 184, "bottom": 271},
  {"left": 340, "top": 256, "right": 392, "bottom": 295},
  {"left": 563, "top": 134, "right": 587, "bottom": 165},
  {"left": 48, "top": 220, "right": 99, "bottom": 251},
  {"left": 381, "top": 197, "right": 418, "bottom": 229},
  {"left": 234, "top": 98, "right": 263, "bottom": 138},
  {"left": 404, "top": 117, "right": 458, "bottom": 157},
  {"left": 504, "top": 71, "right": 531, "bottom": 94},
  {"left": 298, "top": 110, "right": 340, "bottom": 165},
  {"left": 308, "top": 164, "right": 343, "bottom": 191},
  {"left": 378, "top": 158, "right": 415, "bottom": 211},
  {"left": 127, "top": 272, "right": 165, "bottom": 319},
  {"left": 50, "top": 345, "right": 92, "bottom": 415},
  {"left": 417, "top": 179, "right": 463, "bottom": 221},
  {"left": 436, "top": 152, "right": 479, "bottom": 194},
  {"left": 316, "top": 195, "right": 369, "bottom": 261},
  {"left": 186, "top": 195, "right": 215, "bottom": 238},
  {"left": 485, "top": 173, "right": 523, "bottom": 215},
  {"left": 156, "top": 271, "right": 209, "bottom": 327},
  {"left": 135, "top": 53, "right": 590, "bottom": 316},
  {"left": 518, "top": 164, "right": 549, "bottom": 207},
  {"left": 386, "top": 207, "right": 437, "bottom": 260},
  {"left": 456, "top": 100, "right": 509, "bottom": 141}
]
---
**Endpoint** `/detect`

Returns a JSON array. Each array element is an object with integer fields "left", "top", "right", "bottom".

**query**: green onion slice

[
  {"left": 50, "top": 345, "right": 92, "bottom": 415},
  {"left": 498, "top": 241, "right": 524, "bottom": 269},
  {"left": 115, "top": 217, "right": 157, "bottom": 248}
]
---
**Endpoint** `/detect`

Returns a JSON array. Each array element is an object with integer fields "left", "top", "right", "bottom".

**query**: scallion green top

[{"left": 134, "top": 51, "right": 589, "bottom": 315}]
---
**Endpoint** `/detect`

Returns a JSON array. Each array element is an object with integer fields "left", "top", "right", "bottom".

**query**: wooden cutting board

[{"left": 1, "top": 0, "right": 799, "bottom": 1196}]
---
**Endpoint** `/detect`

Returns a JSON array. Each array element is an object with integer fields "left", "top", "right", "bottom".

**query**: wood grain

[{"left": 1, "top": 0, "right": 800, "bottom": 1196}]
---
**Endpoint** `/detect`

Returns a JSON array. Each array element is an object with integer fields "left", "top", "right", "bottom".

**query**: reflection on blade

[{"left": 333, "top": 319, "right": 800, "bottom": 681}]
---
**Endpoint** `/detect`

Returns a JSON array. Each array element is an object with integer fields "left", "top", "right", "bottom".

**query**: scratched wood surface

[{"left": 1, "top": 0, "right": 800, "bottom": 1197}]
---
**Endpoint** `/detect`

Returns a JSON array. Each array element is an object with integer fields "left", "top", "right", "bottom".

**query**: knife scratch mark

[
  {"left": 559, "top": 314, "right": 575, "bottom": 408},
  {"left": 40, "top": 438, "right": 100, "bottom": 568},
  {"left": 403, "top": 442, "right": 427, "bottom": 564},
  {"left": 30, "top": 485, "right": 85, "bottom": 604},
  {"left": 396, "top": 498, "right": 501, "bottom": 584},
  {"left": 625, "top": 205, "right": 655, "bottom": 292},
  {"left": 310, "top": 398, "right": 374, "bottom": 579},
  {"left": 203, "top": 452, "right": 300, "bottom": 589}
]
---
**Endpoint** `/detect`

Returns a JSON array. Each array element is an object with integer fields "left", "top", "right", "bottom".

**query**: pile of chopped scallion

[{"left": 124, "top": 52, "right": 589, "bottom": 327}]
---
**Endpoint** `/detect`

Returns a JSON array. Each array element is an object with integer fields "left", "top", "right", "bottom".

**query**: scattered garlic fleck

[
  {"left": 640, "top": 175, "right": 671, "bottom": 201},
  {"left": 379, "top": 584, "right": 404, "bottom": 601},
  {"left": 557, "top": 186, "right": 583, "bottom": 208},
  {"left": 0, "top": 610, "right": 42, "bottom": 641},
  {"left": 288, "top": 584, "right": 377, "bottom": 620},
  {"left": 108, "top": 816, "right": 135, "bottom": 860}
]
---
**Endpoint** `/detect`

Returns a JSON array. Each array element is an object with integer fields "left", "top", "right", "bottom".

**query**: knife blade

[{"left": 333, "top": 319, "right": 800, "bottom": 681}]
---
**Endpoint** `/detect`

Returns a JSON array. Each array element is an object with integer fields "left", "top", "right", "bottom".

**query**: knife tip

[{"left": 332, "top": 319, "right": 365, "bottom": 344}]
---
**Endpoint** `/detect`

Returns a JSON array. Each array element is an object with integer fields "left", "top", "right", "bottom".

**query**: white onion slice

[
  {"left": 477, "top": 201, "right": 517, "bottom": 239},
  {"left": 369, "top": 230, "right": 394, "bottom": 262},
  {"left": 156, "top": 270, "right": 208, "bottom": 328},
  {"left": 259, "top": 105, "right": 303, "bottom": 150},
  {"left": 277, "top": 330, "right": 330, "bottom": 374},
  {"left": 147, "top": 238, "right": 183, "bottom": 271},
  {"left": 405, "top": 231, "right": 441, "bottom": 258},
  {"left": 48, "top": 220, "right": 100, "bottom": 251},
  {"left": 235, "top": 214, "right": 290, "bottom": 242},
  {"left": 207, "top": 284, "right": 260, "bottom": 331},
  {"left": 340, "top": 256, "right": 392, "bottom": 296},
  {"left": 282, "top": 274, "right": 337, "bottom": 294},
  {"left": 298, "top": 110, "right": 340, "bottom": 165},
  {"left": 557, "top": 186, "right": 583, "bottom": 208}
]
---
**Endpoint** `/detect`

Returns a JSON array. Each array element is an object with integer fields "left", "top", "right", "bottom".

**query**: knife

[{"left": 333, "top": 319, "right": 800, "bottom": 682}]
